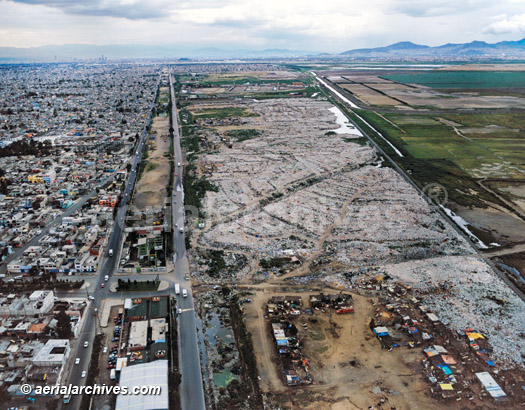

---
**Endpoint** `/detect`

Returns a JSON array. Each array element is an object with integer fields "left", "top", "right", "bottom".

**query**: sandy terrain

[
  {"left": 192, "top": 87, "right": 226, "bottom": 94},
  {"left": 133, "top": 107, "right": 171, "bottom": 210},
  {"left": 244, "top": 288, "right": 437, "bottom": 410}
]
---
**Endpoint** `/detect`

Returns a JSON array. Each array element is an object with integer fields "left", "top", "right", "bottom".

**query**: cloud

[
  {"left": 386, "top": 0, "right": 493, "bottom": 17},
  {"left": 172, "top": 0, "right": 386, "bottom": 39},
  {"left": 1, "top": 0, "right": 524, "bottom": 51},
  {"left": 484, "top": 14, "right": 525, "bottom": 34},
  {"left": 9, "top": 0, "right": 172, "bottom": 19}
]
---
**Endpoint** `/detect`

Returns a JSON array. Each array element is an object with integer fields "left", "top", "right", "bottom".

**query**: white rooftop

[{"left": 115, "top": 360, "right": 168, "bottom": 410}]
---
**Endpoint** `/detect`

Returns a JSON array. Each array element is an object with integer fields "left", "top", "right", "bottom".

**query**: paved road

[
  {"left": 169, "top": 72, "right": 206, "bottom": 410},
  {"left": 60, "top": 79, "right": 160, "bottom": 410},
  {"left": 314, "top": 73, "right": 525, "bottom": 303}
]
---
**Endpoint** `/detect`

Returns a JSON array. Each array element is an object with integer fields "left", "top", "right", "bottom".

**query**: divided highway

[{"left": 169, "top": 71, "right": 206, "bottom": 410}]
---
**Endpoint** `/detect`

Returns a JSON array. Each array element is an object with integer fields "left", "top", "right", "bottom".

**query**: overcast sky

[{"left": 1, "top": 0, "right": 525, "bottom": 52}]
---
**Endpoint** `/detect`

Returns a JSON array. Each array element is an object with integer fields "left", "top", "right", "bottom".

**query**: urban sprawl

[{"left": 0, "top": 61, "right": 523, "bottom": 410}]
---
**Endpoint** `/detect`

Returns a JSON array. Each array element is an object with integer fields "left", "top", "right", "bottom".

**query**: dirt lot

[
  {"left": 133, "top": 91, "right": 171, "bottom": 210},
  {"left": 339, "top": 83, "right": 400, "bottom": 106},
  {"left": 244, "top": 287, "right": 437, "bottom": 410}
]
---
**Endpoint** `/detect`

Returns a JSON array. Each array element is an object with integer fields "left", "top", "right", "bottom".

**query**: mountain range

[
  {"left": 2, "top": 38, "right": 525, "bottom": 61},
  {"left": 340, "top": 38, "right": 525, "bottom": 58}
]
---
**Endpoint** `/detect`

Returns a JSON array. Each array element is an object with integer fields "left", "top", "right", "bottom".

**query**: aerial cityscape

[{"left": 0, "top": 1, "right": 524, "bottom": 410}]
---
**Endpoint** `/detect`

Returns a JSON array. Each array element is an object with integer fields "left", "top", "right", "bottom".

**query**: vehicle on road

[
  {"left": 177, "top": 308, "right": 182, "bottom": 314},
  {"left": 175, "top": 283, "right": 180, "bottom": 295},
  {"left": 63, "top": 394, "right": 71, "bottom": 404},
  {"left": 100, "top": 283, "right": 105, "bottom": 288},
  {"left": 88, "top": 295, "right": 95, "bottom": 301},
  {"left": 182, "top": 289, "right": 187, "bottom": 298},
  {"left": 177, "top": 162, "right": 181, "bottom": 167},
  {"left": 179, "top": 227, "right": 184, "bottom": 233},
  {"left": 75, "top": 358, "right": 80, "bottom": 365},
  {"left": 81, "top": 371, "right": 86, "bottom": 378},
  {"left": 84, "top": 341, "right": 89, "bottom": 348},
  {"left": 104, "top": 275, "right": 109, "bottom": 281},
  {"left": 108, "top": 249, "right": 113, "bottom": 257}
]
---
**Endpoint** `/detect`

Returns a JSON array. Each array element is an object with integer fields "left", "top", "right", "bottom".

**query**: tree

[
  {"left": 55, "top": 310, "right": 72, "bottom": 339},
  {"left": 32, "top": 198, "right": 41, "bottom": 210}
]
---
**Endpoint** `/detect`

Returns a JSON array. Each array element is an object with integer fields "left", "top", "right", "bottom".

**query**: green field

[
  {"left": 383, "top": 71, "right": 525, "bottom": 89},
  {"left": 348, "top": 109, "right": 525, "bottom": 207}
]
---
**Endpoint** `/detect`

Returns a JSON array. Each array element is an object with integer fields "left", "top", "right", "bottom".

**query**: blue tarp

[{"left": 437, "top": 364, "right": 452, "bottom": 375}]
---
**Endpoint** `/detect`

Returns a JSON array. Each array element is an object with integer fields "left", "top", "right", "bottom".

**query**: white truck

[
  {"left": 175, "top": 283, "right": 180, "bottom": 295},
  {"left": 182, "top": 289, "right": 188, "bottom": 298}
]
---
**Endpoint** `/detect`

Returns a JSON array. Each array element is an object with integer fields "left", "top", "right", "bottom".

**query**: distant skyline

[{"left": 1, "top": 0, "right": 525, "bottom": 53}]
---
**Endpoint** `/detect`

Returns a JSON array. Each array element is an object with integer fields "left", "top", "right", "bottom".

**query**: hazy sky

[{"left": 1, "top": 0, "right": 525, "bottom": 52}]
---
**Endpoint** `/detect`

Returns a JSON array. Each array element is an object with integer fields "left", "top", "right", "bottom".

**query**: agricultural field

[
  {"left": 383, "top": 70, "right": 525, "bottom": 89},
  {"left": 324, "top": 69, "right": 525, "bottom": 250},
  {"left": 177, "top": 69, "right": 317, "bottom": 100},
  {"left": 338, "top": 83, "right": 400, "bottom": 106}
]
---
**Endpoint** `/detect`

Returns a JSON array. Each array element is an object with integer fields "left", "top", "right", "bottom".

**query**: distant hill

[{"left": 341, "top": 39, "right": 525, "bottom": 58}]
